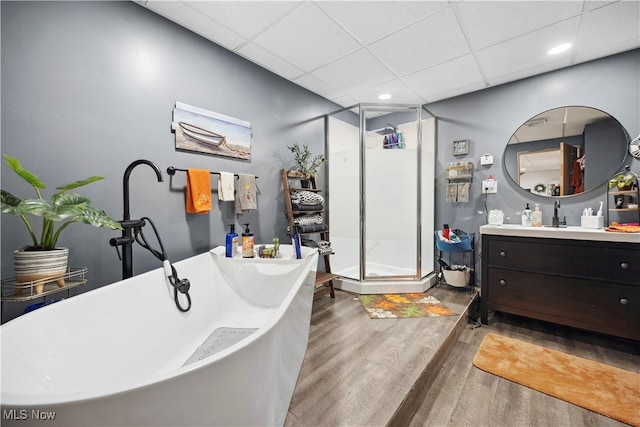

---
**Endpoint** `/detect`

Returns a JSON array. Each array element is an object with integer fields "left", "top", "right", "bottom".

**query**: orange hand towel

[
  {"left": 186, "top": 169, "right": 211, "bottom": 214},
  {"left": 605, "top": 224, "right": 640, "bottom": 233}
]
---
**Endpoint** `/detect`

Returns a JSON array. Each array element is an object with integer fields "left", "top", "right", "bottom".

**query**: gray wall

[
  {"left": 426, "top": 49, "right": 639, "bottom": 275},
  {"left": 1, "top": 1, "right": 337, "bottom": 320}
]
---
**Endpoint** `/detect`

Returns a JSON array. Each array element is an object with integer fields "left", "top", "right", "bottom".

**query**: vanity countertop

[{"left": 479, "top": 224, "right": 640, "bottom": 243}]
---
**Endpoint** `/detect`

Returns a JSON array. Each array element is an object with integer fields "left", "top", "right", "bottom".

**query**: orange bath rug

[
  {"left": 358, "top": 293, "right": 458, "bottom": 319},
  {"left": 473, "top": 333, "right": 640, "bottom": 426}
]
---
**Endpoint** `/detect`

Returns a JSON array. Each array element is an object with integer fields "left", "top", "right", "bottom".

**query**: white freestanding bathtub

[{"left": 1, "top": 245, "right": 318, "bottom": 426}]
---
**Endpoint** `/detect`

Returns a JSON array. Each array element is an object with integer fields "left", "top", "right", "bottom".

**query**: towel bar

[{"left": 166, "top": 166, "right": 258, "bottom": 179}]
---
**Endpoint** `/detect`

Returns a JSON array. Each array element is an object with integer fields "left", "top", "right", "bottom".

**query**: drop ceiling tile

[
  {"left": 403, "top": 54, "right": 486, "bottom": 102},
  {"left": 293, "top": 73, "right": 334, "bottom": 99},
  {"left": 476, "top": 17, "right": 580, "bottom": 83},
  {"left": 368, "top": 7, "right": 470, "bottom": 77},
  {"left": 574, "top": 1, "right": 640, "bottom": 60},
  {"left": 144, "top": 1, "right": 245, "bottom": 50},
  {"left": 346, "top": 79, "right": 424, "bottom": 105},
  {"left": 315, "top": 1, "right": 449, "bottom": 45},
  {"left": 330, "top": 94, "right": 360, "bottom": 109},
  {"left": 454, "top": 1, "right": 584, "bottom": 50},
  {"left": 575, "top": 40, "right": 640, "bottom": 65},
  {"left": 237, "top": 42, "right": 305, "bottom": 80},
  {"left": 251, "top": 2, "right": 361, "bottom": 72},
  {"left": 487, "top": 58, "right": 574, "bottom": 89},
  {"left": 141, "top": 0, "right": 640, "bottom": 107},
  {"left": 186, "top": 1, "right": 301, "bottom": 40},
  {"left": 309, "top": 49, "right": 397, "bottom": 99},
  {"left": 582, "top": 1, "right": 618, "bottom": 12}
]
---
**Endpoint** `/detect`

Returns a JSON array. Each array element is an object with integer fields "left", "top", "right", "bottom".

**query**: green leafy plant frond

[
  {"left": 287, "top": 143, "right": 326, "bottom": 177},
  {"left": 1, "top": 154, "right": 122, "bottom": 250}
]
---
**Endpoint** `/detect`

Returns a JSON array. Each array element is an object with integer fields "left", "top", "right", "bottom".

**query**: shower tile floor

[{"left": 286, "top": 285, "right": 475, "bottom": 426}]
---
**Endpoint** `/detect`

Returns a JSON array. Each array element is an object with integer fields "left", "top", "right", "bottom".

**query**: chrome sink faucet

[{"left": 552, "top": 199, "right": 566, "bottom": 227}]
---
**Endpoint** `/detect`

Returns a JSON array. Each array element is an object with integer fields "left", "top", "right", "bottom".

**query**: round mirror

[{"left": 504, "top": 106, "right": 628, "bottom": 197}]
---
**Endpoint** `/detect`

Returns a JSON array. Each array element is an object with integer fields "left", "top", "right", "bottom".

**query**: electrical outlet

[{"left": 482, "top": 179, "right": 497, "bottom": 194}]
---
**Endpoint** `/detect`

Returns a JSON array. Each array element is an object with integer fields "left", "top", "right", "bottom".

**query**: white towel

[
  {"left": 218, "top": 171, "right": 235, "bottom": 201},
  {"left": 235, "top": 174, "right": 257, "bottom": 213}
]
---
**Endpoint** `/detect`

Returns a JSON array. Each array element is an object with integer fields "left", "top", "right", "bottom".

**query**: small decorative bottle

[
  {"left": 532, "top": 204, "right": 543, "bottom": 227},
  {"left": 521, "top": 203, "right": 533, "bottom": 226}
]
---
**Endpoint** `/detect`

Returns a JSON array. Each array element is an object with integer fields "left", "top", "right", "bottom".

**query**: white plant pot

[{"left": 14, "top": 247, "right": 69, "bottom": 295}]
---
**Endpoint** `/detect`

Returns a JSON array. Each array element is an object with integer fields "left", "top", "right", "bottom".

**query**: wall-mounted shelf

[
  {"left": 445, "top": 162, "right": 473, "bottom": 182},
  {"left": 606, "top": 166, "right": 639, "bottom": 225},
  {"left": 445, "top": 162, "right": 473, "bottom": 203}
]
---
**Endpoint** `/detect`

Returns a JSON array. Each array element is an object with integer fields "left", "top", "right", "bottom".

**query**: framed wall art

[
  {"left": 172, "top": 102, "right": 252, "bottom": 160},
  {"left": 452, "top": 139, "right": 469, "bottom": 156}
]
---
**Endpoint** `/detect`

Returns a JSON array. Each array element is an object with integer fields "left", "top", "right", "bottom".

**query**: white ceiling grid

[{"left": 137, "top": 0, "right": 640, "bottom": 107}]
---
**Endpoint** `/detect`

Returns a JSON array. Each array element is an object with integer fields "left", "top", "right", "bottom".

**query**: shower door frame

[
  {"left": 325, "top": 103, "right": 425, "bottom": 283},
  {"left": 357, "top": 103, "right": 424, "bottom": 283}
]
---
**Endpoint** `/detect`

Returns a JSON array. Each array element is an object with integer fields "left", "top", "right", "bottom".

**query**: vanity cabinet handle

[
  {"left": 499, "top": 279, "right": 506, "bottom": 286},
  {"left": 500, "top": 251, "right": 506, "bottom": 257},
  {"left": 620, "top": 262, "right": 629, "bottom": 269},
  {"left": 620, "top": 298, "right": 628, "bottom": 305}
]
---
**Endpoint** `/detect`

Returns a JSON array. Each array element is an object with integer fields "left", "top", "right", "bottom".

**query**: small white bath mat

[{"left": 182, "top": 327, "right": 257, "bottom": 367}]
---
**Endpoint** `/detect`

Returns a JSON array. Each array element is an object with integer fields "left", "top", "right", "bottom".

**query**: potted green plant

[
  {"left": 608, "top": 170, "right": 637, "bottom": 191},
  {"left": 287, "top": 143, "right": 326, "bottom": 186},
  {"left": 1, "top": 154, "right": 122, "bottom": 294}
]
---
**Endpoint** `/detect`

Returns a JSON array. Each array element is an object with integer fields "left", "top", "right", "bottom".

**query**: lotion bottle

[
  {"left": 521, "top": 203, "right": 533, "bottom": 226},
  {"left": 225, "top": 224, "right": 238, "bottom": 258},
  {"left": 242, "top": 223, "right": 254, "bottom": 258},
  {"left": 532, "top": 204, "right": 543, "bottom": 227}
]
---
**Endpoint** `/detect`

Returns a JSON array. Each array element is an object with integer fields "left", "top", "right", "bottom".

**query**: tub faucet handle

[{"left": 177, "top": 278, "right": 191, "bottom": 294}]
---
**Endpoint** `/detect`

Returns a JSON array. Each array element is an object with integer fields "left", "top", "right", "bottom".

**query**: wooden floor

[
  {"left": 286, "top": 285, "right": 476, "bottom": 426},
  {"left": 286, "top": 287, "right": 640, "bottom": 427}
]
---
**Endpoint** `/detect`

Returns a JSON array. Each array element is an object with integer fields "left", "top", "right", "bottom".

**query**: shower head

[{"left": 375, "top": 123, "right": 397, "bottom": 135}]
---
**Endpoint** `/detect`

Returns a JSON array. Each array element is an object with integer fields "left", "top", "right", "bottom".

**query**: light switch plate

[
  {"left": 480, "top": 154, "right": 493, "bottom": 166},
  {"left": 482, "top": 179, "right": 497, "bottom": 194}
]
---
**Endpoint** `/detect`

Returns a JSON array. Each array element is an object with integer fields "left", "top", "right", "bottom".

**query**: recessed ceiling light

[
  {"left": 548, "top": 43, "right": 572, "bottom": 55},
  {"left": 378, "top": 93, "right": 392, "bottom": 100}
]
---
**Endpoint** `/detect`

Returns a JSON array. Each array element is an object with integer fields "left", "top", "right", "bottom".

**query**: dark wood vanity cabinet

[{"left": 481, "top": 234, "right": 640, "bottom": 341}]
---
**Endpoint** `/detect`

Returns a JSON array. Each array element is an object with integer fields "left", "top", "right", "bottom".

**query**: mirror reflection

[{"left": 504, "top": 106, "right": 628, "bottom": 197}]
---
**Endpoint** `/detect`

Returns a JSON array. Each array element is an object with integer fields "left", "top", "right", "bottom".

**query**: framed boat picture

[{"left": 172, "top": 102, "right": 252, "bottom": 160}]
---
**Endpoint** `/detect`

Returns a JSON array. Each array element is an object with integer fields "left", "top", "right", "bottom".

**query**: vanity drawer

[
  {"left": 486, "top": 268, "right": 640, "bottom": 339},
  {"left": 485, "top": 237, "right": 639, "bottom": 284}
]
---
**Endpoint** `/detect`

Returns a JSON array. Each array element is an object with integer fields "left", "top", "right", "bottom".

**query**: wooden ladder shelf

[{"left": 281, "top": 169, "right": 336, "bottom": 300}]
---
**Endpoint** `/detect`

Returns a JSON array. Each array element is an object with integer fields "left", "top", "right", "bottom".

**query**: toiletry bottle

[
  {"left": 242, "top": 223, "right": 254, "bottom": 258},
  {"left": 225, "top": 224, "right": 238, "bottom": 258},
  {"left": 443, "top": 224, "right": 450, "bottom": 239},
  {"left": 521, "top": 203, "right": 533, "bottom": 226},
  {"left": 532, "top": 204, "right": 543, "bottom": 227}
]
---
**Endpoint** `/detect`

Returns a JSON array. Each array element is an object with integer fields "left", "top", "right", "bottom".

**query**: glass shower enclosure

[{"left": 326, "top": 104, "right": 435, "bottom": 294}]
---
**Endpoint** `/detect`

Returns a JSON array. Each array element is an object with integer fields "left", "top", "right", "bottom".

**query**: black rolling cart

[{"left": 434, "top": 231, "right": 475, "bottom": 289}]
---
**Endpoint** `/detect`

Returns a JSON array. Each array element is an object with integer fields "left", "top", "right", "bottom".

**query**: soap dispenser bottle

[
  {"left": 242, "top": 223, "right": 254, "bottom": 258},
  {"left": 225, "top": 224, "right": 238, "bottom": 258},
  {"left": 532, "top": 204, "right": 543, "bottom": 227},
  {"left": 521, "top": 203, "right": 533, "bottom": 226}
]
